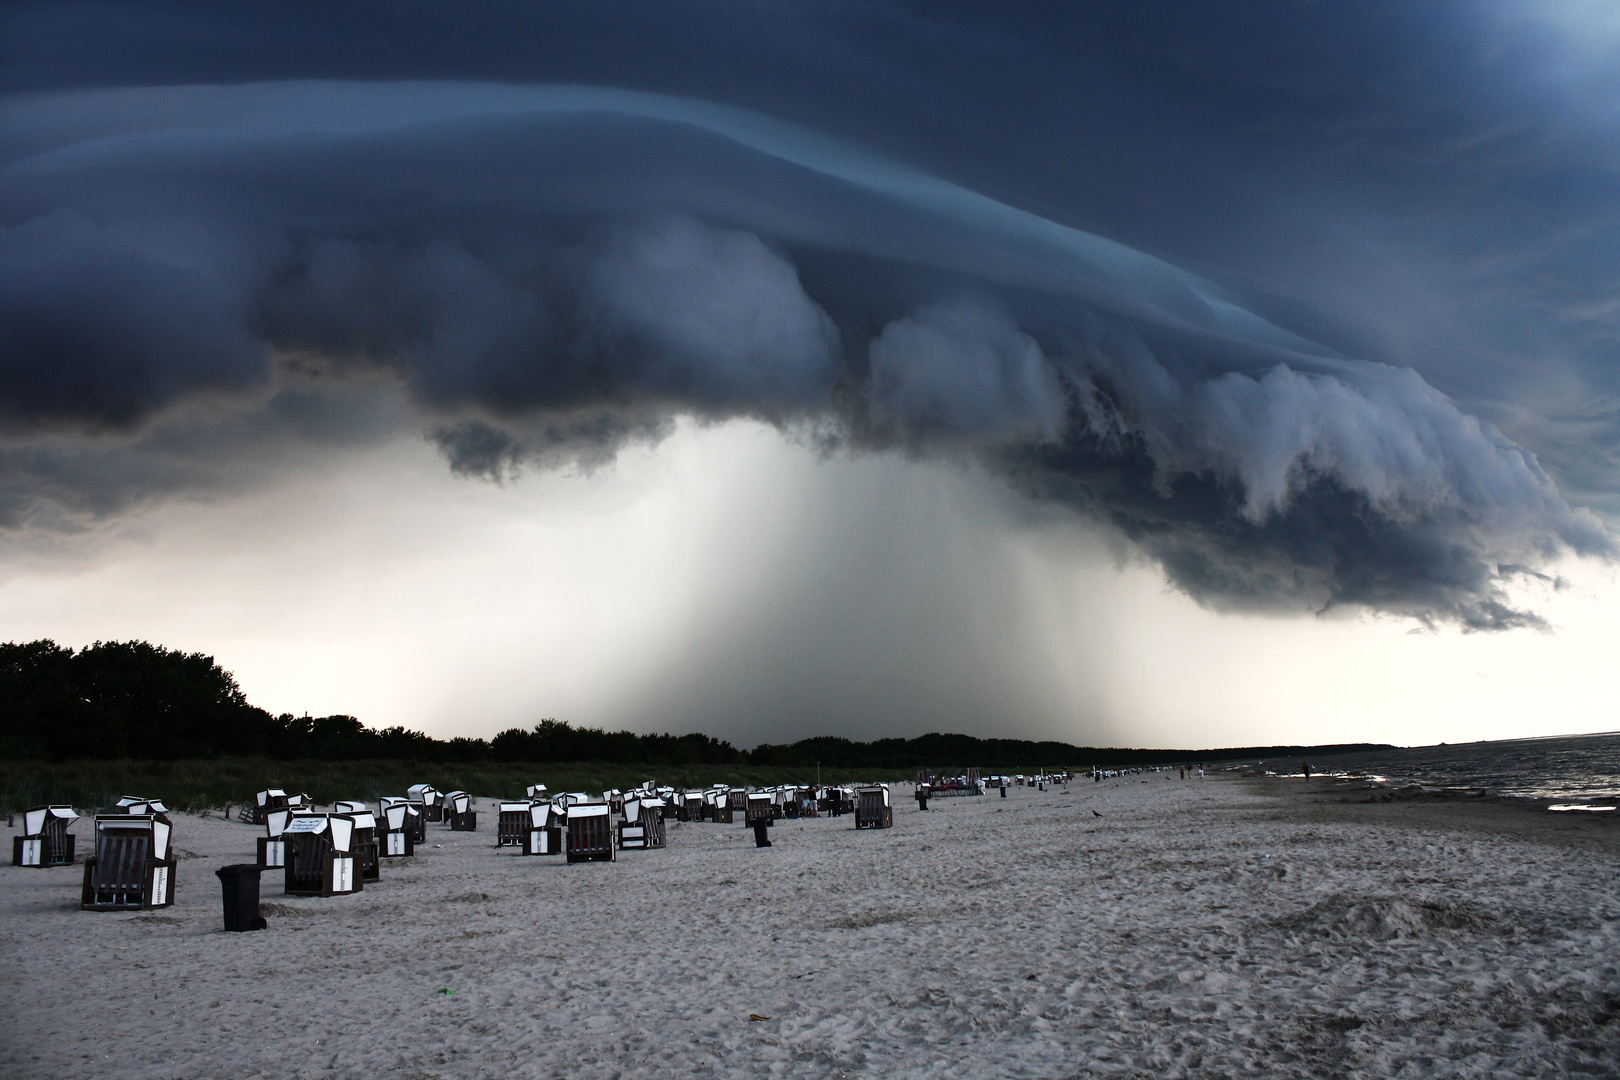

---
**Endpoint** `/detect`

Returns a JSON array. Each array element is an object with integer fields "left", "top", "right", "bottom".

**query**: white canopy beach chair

[
  {"left": 379, "top": 802, "right": 416, "bottom": 857},
  {"left": 13, "top": 805, "right": 78, "bottom": 868},
  {"left": 497, "top": 801, "right": 532, "bottom": 847},
  {"left": 407, "top": 784, "right": 443, "bottom": 822},
  {"left": 82, "top": 814, "right": 175, "bottom": 909},
  {"left": 283, "top": 813, "right": 362, "bottom": 896},
  {"left": 444, "top": 791, "right": 476, "bottom": 832},
  {"left": 258, "top": 808, "right": 292, "bottom": 868},
  {"left": 855, "top": 786, "right": 893, "bottom": 829},
  {"left": 566, "top": 802, "right": 616, "bottom": 863},
  {"left": 522, "top": 801, "right": 562, "bottom": 855}
]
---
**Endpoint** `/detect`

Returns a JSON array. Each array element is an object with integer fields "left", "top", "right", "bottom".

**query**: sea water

[{"left": 1286, "top": 731, "right": 1620, "bottom": 802}]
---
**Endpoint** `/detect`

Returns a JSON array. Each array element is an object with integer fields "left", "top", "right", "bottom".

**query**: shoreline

[{"left": 1236, "top": 773, "right": 1620, "bottom": 853}]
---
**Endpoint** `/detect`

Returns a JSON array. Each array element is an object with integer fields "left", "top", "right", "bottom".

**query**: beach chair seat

[
  {"left": 637, "top": 799, "right": 667, "bottom": 848},
  {"left": 565, "top": 803, "right": 615, "bottom": 863},
  {"left": 12, "top": 805, "right": 78, "bottom": 868},
  {"left": 81, "top": 815, "right": 175, "bottom": 910},
  {"left": 283, "top": 814, "right": 362, "bottom": 896},
  {"left": 855, "top": 786, "right": 893, "bottom": 829}
]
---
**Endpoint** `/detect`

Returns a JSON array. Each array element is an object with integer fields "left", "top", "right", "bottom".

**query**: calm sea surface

[{"left": 1273, "top": 731, "right": 1620, "bottom": 802}]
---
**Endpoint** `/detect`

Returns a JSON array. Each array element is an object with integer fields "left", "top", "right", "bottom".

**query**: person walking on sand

[{"left": 1302, "top": 760, "right": 1312, "bottom": 782}]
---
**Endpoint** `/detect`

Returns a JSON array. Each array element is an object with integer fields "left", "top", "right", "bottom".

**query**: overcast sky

[{"left": 2, "top": 2, "right": 1617, "bottom": 748}]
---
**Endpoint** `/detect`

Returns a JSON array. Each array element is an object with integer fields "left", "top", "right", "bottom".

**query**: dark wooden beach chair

[
  {"left": 282, "top": 814, "right": 362, "bottom": 896},
  {"left": 249, "top": 789, "right": 289, "bottom": 825},
  {"left": 497, "top": 802, "right": 531, "bottom": 847},
  {"left": 13, "top": 805, "right": 78, "bottom": 868},
  {"left": 639, "top": 798, "right": 667, "bottom": 848},
  {"left": 616, "top": 798, "right": 648, "bottom": 850},
  {"left": 257, "top": 809, "right": 291, "bottom": 869},
  {"left": 114, "top": 796, "right": 171, "bottom": 817},
  {"left": 379, "top": 802, "right": 416, "bottom": 858},
  {"left": 744, "top": 793, "right": 775, "bottom": 827},
  {"left": 522, "top": 802, "right": 562, "bottom": 855},
  {"left": 855, "top": 786, "right": 894, "bottom": 829},
  {"left": 565, "top": 803, "right": 616, "bottom": 863},
  {"left": 408, "top": 784, "right": 444, "bottom": 823},
  {"left": 341, "top": 811, "right": 381, "bottom": 883},
  {"left": 383, "top": 797, "right": 428, "bottom": 844},
  {"left": 81, "top": 815, "right": 175, "bottom": 910},
  {"left": 445, "top": 791, "right": 477, "bottom": 831}
]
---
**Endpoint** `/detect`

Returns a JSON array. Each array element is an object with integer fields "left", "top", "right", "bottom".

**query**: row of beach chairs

[{"left": 10, "top": 777, "right": 900, "bottom": 915}]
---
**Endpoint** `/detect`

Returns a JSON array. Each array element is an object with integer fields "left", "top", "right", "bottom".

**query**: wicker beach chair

[
  {"left": 382, "top": 797, "right": 428, "bottom": 844},
  {"left": 258, "top": 809, "right": 291, "bottom": 868},
  {"left": 249, "top": 789, "right": 290, "bottom": 825},
  {"left": 408, "top": 784, "right": 443, "bottom": 823},
  {"left": 342, "top": 811, "right": 381, "bottom": 883},
  {"left": 565, "top": 803, "right": 616, "bottom": 863},
  {"left": 81, "top": 815, "right": 175, "bottom": 910},
  {"left": 639, "top": 798, "right": 667, "bottom": 848},
  {"left": 444, "top": 791, "right": 477, "bottom": 831},
  {"left": 379, "top": 802, "right": 416, "bottom": 858},
  {"left": 496, "top": 802, "right": 531, "bottom": 847},
  {"left": 282, "top": 813, "right": 363, "bottom": 896},
  {"left": 522, "top": 802, "right": 563, "bottom": 855},
  {"left": 616, "top": 798, "right": 648, "bottom": 850},
  {"left": 114, "top": 796, "right": 171, "bottom": 817},
  {"left": 855, "top": 786, "right": 894, "bottom": 829},
  {"left": 744, "top": 793, "right": 775, "bottom": 827},
  {"left": 12, "top": 805, "right": 78, "bottom": 868}
]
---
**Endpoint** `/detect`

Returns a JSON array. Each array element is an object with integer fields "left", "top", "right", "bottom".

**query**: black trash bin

[{"left": 216, "top": 863, "right": 267, "bottom": 932}]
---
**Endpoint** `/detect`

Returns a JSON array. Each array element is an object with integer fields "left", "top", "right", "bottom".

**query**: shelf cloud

[{"left": 1, "top": 76, "right": 1610, "bottom": 628}]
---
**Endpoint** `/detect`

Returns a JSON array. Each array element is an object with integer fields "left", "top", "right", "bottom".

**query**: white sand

[{"left": 3, "top": 776, "right": 1617, "bottom": 1078}]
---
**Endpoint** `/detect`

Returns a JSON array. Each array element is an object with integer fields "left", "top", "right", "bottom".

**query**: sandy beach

[{"left": 3, "top": 775, "right": 1616, "bottom": 1079}]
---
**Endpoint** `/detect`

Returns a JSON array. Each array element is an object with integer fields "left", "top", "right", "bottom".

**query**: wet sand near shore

[
  {"left": 2, "top": 775, "right": 1615, "bottom": 1079},
  {"left": 1242, "top": 773, "right": 1620, "bottom": 852}
]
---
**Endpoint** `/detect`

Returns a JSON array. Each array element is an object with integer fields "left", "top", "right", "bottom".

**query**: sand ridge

[{"left": 2, "top": 776, "right": 1616, "bottom": 1078}]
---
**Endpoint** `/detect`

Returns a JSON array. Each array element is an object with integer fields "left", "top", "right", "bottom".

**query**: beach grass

[{"left": 0, "top": 757, "right": 920, "bottom": 814}]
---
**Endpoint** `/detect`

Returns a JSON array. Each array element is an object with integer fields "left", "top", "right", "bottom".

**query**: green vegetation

[
  {"left": 0, "top": 757, "right": 914, "bottom": 814},
  {"left": 1, "top": 637, "right": 1393, "bottom": 813}
]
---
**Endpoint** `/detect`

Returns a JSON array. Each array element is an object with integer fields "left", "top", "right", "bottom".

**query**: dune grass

[{"left": 0, "top": 758, "right": 917, "bottom": 814}]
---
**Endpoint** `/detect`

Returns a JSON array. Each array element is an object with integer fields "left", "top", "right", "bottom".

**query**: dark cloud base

[{"left": 0, "top": 81, "right": 1610, "bottom": 631}]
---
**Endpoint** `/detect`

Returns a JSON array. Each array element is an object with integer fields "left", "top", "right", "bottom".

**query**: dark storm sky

[{"left": 2, "top": 1, "right": 1616, "bottom": 636}]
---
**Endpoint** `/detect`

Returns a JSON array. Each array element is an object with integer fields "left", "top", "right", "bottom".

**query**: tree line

[{"left": 1, "top": 638, "right": 1390, "bottom": 767}]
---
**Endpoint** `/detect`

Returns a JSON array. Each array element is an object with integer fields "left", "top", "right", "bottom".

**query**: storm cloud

[{"left": 2, "top": 4, "right": 1617, "bottom": 632}]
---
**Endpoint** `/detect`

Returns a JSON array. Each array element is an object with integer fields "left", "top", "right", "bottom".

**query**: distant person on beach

[{"left": 1302, "top": 761, "right": 1312, "bottom": 782}]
